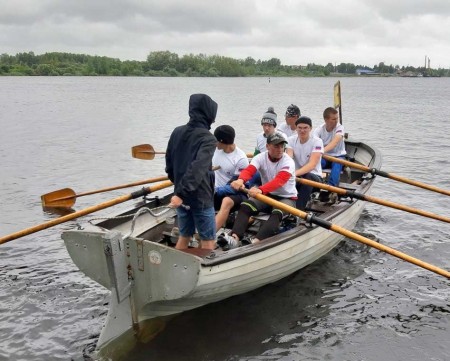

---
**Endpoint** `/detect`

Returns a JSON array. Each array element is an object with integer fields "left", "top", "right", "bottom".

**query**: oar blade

[
  {"left": 41, "top": 188, "right": 76, "bottom": 208},
  {"left": 132, "top": 144, "right": 156, "bottom": 160}
]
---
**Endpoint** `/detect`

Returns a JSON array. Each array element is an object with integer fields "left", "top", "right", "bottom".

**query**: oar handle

[{"left": 0, "top": 181, "right": 173, "bottom": 245}]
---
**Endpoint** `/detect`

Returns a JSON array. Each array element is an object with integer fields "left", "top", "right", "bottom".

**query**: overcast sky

[{"left": 1, "top": 0, "right": 450, "bottom": 68}]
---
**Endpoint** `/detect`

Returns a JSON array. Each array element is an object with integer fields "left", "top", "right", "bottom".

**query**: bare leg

[
  {"left": 201, "top": 240, "right": 216, "bottom": 249},
  {"left": 175, "top": 236, "right": 191, "bottom": 250},
  {"left": 215, "top": 197, "right": 235, "bottom": 230}
]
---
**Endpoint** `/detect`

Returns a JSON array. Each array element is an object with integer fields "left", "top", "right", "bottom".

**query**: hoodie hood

[{"left": 188, "top": 94, "right": 218, "bottom": 130}]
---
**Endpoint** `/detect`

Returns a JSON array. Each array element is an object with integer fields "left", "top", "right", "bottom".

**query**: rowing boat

[{"left": 61, "top": 139, "right": 381, "bottom": 349}]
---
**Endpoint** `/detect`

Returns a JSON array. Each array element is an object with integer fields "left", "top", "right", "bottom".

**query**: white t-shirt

[
  {"left": 313, "top": 123, "right": 346, "bottom": 156},
  {"left": 287, "top": 134, "right": 324, "bottom": 176},
  {"left": 277, "top": 123, "right": 297, "bottom": 138},
  {"left": 255, "top": 130, "right": 287, "bottom": 154},
  {"left": 255, "top": 132, "right": 269, "bottom": 154},
  {"left": 212, "top": 146, "right": 249, "bottom": 188},
  {"left": 250, "top": 152, "right": 297, "bottom": 198}
]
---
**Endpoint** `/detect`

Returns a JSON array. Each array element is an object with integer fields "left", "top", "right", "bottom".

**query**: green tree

[
  {"left": 1, "top": 49, "right": 449, "bottom": 77},
  {"left": 336, "top": 62, "right": 356, "bottom": 74},
  {"left": 244, "top": 56, "right": 256, "bottom": 67},
  {"left": 147, "top": 51, "right": 179, "bottom": 71},
  {"left": 35, "top": 64, "right": 57, "bottom": 75},
  {"left": 16, "top": 51, "right": 37, "bottom": 66},
  {"left": 177, "top": 53, "right": 203, "bottom": 73},
  {"left": 325, "top": 63, "right": 335, "bottom": 73}
]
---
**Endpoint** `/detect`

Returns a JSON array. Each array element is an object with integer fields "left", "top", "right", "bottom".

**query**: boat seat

[
  {"left": 322, "top": 166, "right": 352, "bottom": 183},
  {"left": 248, "top": 213, "right": 298, "bottom": 235},
  {"left": 251, "top": 213, "right": 271, "bottom": 221},
  {"left": 252, "top": 212, "right": 293, "bottom": 222},
  {"left": 337, "top": 182, "right": 359, "bottom": 191}
]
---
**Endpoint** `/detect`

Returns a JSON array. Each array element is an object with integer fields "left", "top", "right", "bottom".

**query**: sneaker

[
  {"left": 241, "top": 236, "right": 253, "bottom": 246},
  {"left": 216, "top": 233, "right": 239, "bottom": 250},
  {"left": 329, "top": 192, "right": 338, "bottom": 204}
]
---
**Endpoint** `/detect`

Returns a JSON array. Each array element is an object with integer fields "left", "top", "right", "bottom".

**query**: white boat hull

[{"left": 137, "top": 197, "right": 364, "bottom": 318}]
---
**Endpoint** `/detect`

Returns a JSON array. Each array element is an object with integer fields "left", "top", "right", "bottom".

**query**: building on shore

[{"left": 355, "top": 68, "right": 380, "bottom": 76}]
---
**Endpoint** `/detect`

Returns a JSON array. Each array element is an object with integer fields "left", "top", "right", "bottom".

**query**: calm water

[{"left": 0, "top": 77, "right": 449, "bottom": 361}]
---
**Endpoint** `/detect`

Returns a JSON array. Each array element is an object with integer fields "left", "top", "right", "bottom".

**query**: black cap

[
  {"left": 214, "top": 125, "right": 235, "bottom": 144},
  {"left": 267, "top": 132, "right": 287, "bottom": 145},
  {"left": 295, "top": 116, "right": 312, "bottom": 127}
]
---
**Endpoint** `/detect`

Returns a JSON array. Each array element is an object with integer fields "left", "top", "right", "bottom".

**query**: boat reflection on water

[
  {"left": 42, "top": 206, "right": 76, "bottom": 217},
  {"left": 95, "top": 315, "right": 175, "bottom": 361}
]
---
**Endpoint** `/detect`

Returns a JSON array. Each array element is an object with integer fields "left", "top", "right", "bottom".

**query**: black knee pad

[
  {"left": 240, "top": 200, "right": 259, "bottom": 216},
  {"left": 271, "top": 209, "right": 284, "bottom": 222}
]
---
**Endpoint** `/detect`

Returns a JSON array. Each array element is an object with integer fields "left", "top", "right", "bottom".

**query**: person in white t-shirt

[
  {"left": 286, "top": 116, "right": 324, "bottom": 210},
  {"left": 212, "top": 125, "right": 250, "bottom": 230},
  {"left": 217, "top": 132, "right": 297, "bottom": 249},
  {"left": 278, "top": 104, "right": 301, "bottom": 138},
  {"left": 254, "top": 107, "right": 279, "bottom": 155},
  {"left": 313, "top": 107, "right": 346, "bottom": 188}
]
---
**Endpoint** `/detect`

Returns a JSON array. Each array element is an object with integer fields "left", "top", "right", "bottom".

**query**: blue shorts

[{"left": 176, "top": 206, "right": 216, "bottom": 240}]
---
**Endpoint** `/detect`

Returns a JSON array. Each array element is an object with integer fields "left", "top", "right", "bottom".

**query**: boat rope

[
  {"left": 147, "top": 205, "right": 174, "bottom": 217},
  {"left": 123, "top": 207, "right": 155, "bottom": 240},
  {"left": 87, "top": 214, "right": 135, "bottom": 224}
]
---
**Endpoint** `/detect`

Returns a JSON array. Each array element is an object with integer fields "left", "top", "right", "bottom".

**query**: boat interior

[{"left": 92, "top": 141, "right": 380, "bottom": 265}]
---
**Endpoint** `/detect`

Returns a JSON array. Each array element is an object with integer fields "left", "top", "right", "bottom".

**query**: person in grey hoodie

[{"left": 165, "top": 94, "right": 218, "bottom": 250}]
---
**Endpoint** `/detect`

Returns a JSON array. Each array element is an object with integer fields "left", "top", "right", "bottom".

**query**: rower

[
  {"left": 217, "top": 132, "right": 297, "bottom": 249},
  {"left": 313, "top": 107, "right": 346, "bottom": 201}
]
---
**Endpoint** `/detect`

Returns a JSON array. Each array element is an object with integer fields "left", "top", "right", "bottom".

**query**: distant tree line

[{"left": 0, "top": 51, "right": 448, "bottom": 77}]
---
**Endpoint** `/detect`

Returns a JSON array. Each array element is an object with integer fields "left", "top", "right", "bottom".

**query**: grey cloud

[
  {"left": 0, "top": 0, "right": 449, "bottom": 67},
  {"left": 0, "top": 0, "right": 253, "bottom": 33},
  {"left": 363, "top": 0, "right": 450, "bottom": 20}
]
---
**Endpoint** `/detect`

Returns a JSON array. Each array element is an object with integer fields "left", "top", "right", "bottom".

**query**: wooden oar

[
  {"left": 133, "top": 143, "right": 449, "bottom": 197},
  {"left": 323, "top": 154, "right": 450, "bottom": 196},
  {"left": 132, "top": 143, "right": 254, "bottom": 161},
  {"left": 0, "top": 181, "right": 173, "bottom": 246},
  {"left": 297, "top": 178, "right": 450, "bottom": 224},
  {"left": 132, "top": 144, "right": 165, "bottom": 160},
  {"left": 41, "top": 176, "right": 169, "bottom": 208},
  {"left": 243, "top": 189, "right": 450, "bottom": 280}
]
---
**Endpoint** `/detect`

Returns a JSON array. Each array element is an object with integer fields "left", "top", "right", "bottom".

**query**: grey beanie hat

[{"left": 261, "top": 106, "right": 277, "bottom": 127}]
